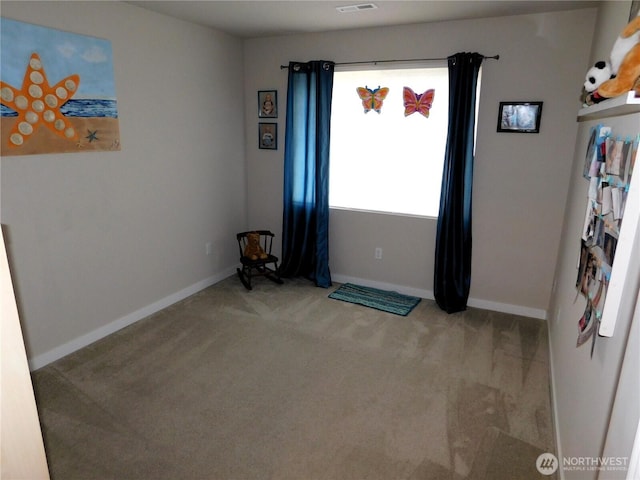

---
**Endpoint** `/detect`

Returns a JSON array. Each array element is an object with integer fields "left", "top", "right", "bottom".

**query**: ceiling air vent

[{"left": 336, "top": 3, "right": 378, "bottom": 13}]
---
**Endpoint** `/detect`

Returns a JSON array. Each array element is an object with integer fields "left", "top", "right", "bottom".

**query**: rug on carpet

[{"left": 328, "top": 283, "right": 421, "bottom": 316}]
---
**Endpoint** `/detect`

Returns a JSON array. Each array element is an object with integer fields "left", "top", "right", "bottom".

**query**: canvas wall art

[{"left": 0, "top": 17, "right": 120, "bottom": 156}]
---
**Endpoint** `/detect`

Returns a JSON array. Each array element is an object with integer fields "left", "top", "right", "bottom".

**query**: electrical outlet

[
  {"left": 375, "top": 247, "right": 382, "bottom": 260},
  {"left": 206, "top": 242, "right": 212, "bottom": 256}
]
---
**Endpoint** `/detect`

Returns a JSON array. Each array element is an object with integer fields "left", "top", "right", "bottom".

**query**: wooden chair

[{"left": 236, "top": 230, "right": 283, "bottom": 290}]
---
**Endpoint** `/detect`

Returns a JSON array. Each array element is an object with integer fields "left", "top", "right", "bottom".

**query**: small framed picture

[
  {"left": 497, "top": 101, "right": 543, "bottom": 133},
  {"left": 258, "top": 90, "right": 277, "bottom": 118},
  {"left": 258, "top": 123, "right": 277, "bottom": 150}
]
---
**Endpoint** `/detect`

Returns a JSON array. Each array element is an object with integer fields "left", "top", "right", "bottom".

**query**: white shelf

[
  {"left": 578, "top": 91, "right": 640, "bottom": 121},
  {"left": 599, "top": 165, "right": 640, "bottom": 337}
]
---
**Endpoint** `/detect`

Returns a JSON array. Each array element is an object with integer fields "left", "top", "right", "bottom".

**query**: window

[{"left": 329, "top": 64, "right": 449, "bottom": 217}]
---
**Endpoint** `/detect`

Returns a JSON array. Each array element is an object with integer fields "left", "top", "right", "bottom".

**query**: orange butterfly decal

[
  {"left": 356, "top": 86, "right": 390, "bottom": 114},
  {"left": 403, "top": 87, "right": 435, "bottom": 118}
]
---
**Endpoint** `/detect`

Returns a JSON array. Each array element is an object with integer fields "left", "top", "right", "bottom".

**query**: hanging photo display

[{"left": 576, "top": 123, "right": 637, "bottom": 353}]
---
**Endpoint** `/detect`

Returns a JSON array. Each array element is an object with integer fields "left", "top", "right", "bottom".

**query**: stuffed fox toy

[{"left": 595, "top": 14, "right": 640, "bottom": 100}]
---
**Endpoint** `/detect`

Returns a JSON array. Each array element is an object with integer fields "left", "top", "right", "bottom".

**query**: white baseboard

[
  {"left": 28, "top": 266, "right": 237, "bottom": 371},
  {"left": 331, "top": 273, "right": 547, "bottom": 320},
  {"left": 546, "top": 314, "right": 564, "bottom": 480},
  {"left": 466, "top": 298, "right": 547, "bottom": 320},
  {"left": 30, "top": 269, "right": 547, "bottom": 370}
]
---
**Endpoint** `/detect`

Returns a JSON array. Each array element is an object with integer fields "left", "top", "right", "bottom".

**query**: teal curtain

[
  {"left": 280, "top": 61, "right": 335, "bottom": 288},
  {"left": 434, "top": 52, "right": 484, "bottom": 313}
]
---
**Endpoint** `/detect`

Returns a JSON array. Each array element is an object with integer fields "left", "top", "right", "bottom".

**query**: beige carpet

[{"left": 32, "top": 275, "right": 556, "bottom": 479}]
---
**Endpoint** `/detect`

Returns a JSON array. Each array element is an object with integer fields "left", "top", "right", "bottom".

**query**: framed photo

[
  {"left": 497, "top": 101, "right": 543, "bottom": 133},
  {"left": 258, "top": 123, "right": 277, "bottom": 150},
  {"left": 258, "top": 90, "right": 277, "bottom": 118}
]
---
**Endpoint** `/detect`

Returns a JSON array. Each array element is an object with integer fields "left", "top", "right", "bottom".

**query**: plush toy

[
  {"left": 610, "top": 15, "right": 640, "bottom": 75},
  {"left": 584, "top": 61, "right": 613, "bottom": 93},
  {"left": 582, "top": 61, "right": 613, "bottom": 105},
  {"left": 585, "top": 14, "right": 640, "bottom": 105},
  {"left": 243, "top": 232, "right": 268, "bottom": 261}
]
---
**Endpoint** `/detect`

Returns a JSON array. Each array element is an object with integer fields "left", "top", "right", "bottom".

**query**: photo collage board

[{"left": 576, "top": 124, "right": 637, "bottom": 354}]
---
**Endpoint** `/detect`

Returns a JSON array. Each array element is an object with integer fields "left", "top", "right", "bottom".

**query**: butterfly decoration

[
  {"left": 356, "top": 86, "right": 390, "bottom": 114},
  {"left": 403, "top": 87, "right": 435, "bottom": 118}
]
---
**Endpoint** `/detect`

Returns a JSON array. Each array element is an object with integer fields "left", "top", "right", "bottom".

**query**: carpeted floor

[{"left": 32, "top": 275, "right": 556, "bottom": 479}]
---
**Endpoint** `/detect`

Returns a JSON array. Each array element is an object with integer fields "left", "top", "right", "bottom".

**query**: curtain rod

[{"left": 280, "top": 54, "right": 499, "bottom": 69}]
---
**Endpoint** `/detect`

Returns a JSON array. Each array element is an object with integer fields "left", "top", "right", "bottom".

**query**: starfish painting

[
  {"left": 0, "top": 52, "right": 80, "bottom": 147},
  {"left": 85, "top": 129, "right": 99, "bottom": 142}
]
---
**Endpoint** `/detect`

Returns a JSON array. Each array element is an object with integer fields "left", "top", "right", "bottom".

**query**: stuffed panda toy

[
  {"left": 582, "top": 61, "right": 613, "bottom": 106},
  {"left": 584, "top": 61, "right": 613, "bottom": 93}
]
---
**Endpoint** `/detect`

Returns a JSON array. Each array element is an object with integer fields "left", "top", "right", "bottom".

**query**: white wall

[
  {"left": 0, "top": 2, "right": 603, "bottom": 370},
  {"left": 548, "top": 2, "right": 640, "bottom": 478},
  {"left": 0, "top": 1, "right": 247, "bottom": 366},
  {"left": 243, "top": 8, "right": 597, "bottom": 317}
]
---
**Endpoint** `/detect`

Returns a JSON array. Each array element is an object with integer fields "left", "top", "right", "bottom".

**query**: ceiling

[{"left": 128, "top": 0, "right": 600, "bottom": 39}]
